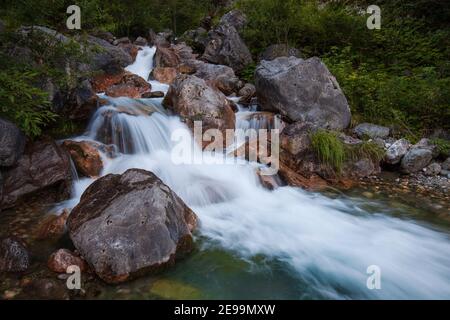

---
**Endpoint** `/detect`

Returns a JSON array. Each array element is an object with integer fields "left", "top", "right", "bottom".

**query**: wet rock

[
  {"left": 0, "top": 237, "right": 30, "bottom": 272},
  {"left": 255, "top": 57, "right": 351, "bottom": 130},
  {"left": 142, "top": 91, "right": 165, "bottom": 98},
  {"left": 67, "top": 169, "right": 198, "bottom": 283},
  {"left": 117, "top": 42, "right": 140, "bottom": 61},
  {"left": 423, "top": 163, "right": 442, "bottom": 176},
  {"left": 21, "top": 278, "right": 69, "bottom": 300},
  {"left": 354, "top": 123, "right": 390, "bottom": 139},
  {"left": 401, "top": 148, "right": 433, "bottom": 174},
  {"left": 1, "top": 139, "right": 72, "bottom": 209},
  {"left": 163, "top": 75, "right": 235, "bottom": 139},
  {"left": 152, "top": 67, "right": 178, "bottom": 84},
  {"left": 62, "top": 140, "right": 104, "bottom": 177},
  {"left": 0, "top": 118, "right": 26, "bottom": 167},
  {"left": 259, "top": 44, "right": 301, "bottom": 61},
  {"left": 47, "top": 249, "right": 88, "bottom": 273},
  {"left": 36, "top": 209, "right": 70, "bottom": 241},
  {"left": 385, "top": 138, "right": 411, "bottom": 165},
  {"left": 256, "top": 169, "right": 283, "bottom": 190},
  {"left": 155, "top": 46, "right": 180, "bottom": 68},
  {"left": 134, "top": 36, "right": 148, "bottom": 46},
  {"left": 238, "top": 83, "right": 256, "bottom": 105},
  {"left": 219, "top": 9, "right": 247, "bottom": 31},
  {"left": 103, "top": 72, "right": 151, "bottom": 98},
  {"left": 202, "top": 22, "right": 253, "bottom": 73}
]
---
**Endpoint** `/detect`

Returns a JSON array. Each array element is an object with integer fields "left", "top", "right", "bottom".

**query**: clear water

[{"left": 2, "top": 47, "right": 449, "bottom": 300}]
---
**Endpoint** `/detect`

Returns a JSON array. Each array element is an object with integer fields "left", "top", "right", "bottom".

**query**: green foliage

[
  {"left": 240, "top": 63, "right": 256, "bottom": 83},
  {"left": 347, "top": 141, "right": 385, "bottom": 163},
  {"left": 311, "top": 130, "right": 346, "bottom": 173},
  {"left": 431, "top": 138, "right": 450, "bottom": 158},
  {"left": 0, "top": 66, "right": 57, "bottom": 137}
]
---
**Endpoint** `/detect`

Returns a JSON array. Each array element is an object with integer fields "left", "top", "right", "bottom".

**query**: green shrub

[
  {"left": 311, "top": 130, "right": 346, "bottom": 173},
  {"left": 347, "top": 141, "right": 385, "bottom": 163},
  {"left": 0, "top": 67, "right": 57, "bottom": 137}
]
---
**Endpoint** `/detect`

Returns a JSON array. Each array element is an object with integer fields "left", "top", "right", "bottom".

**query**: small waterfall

[{"left": 61, "top": 47, "right": 450, "bottom": 299}]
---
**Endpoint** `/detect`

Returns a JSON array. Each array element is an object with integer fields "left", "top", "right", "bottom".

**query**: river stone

[
  {"left": 385, "top": 138, "right": 411, "bottom": 165},
  {"left": 62, "top": 140, "right": 104, "bottom": 178},
  {"left": 1, "top": 139, "right": 72, "bottom": 209},
  {"left": 0, "top": 237, "right": 30, "bottom": 272},
  {"left": 413, "top": 138, "right": 439, "bottom": 158},
  {"left": 423, "top": 162, "right": 441, "bottom": 176},
  {"left": 162, "top": 75, "right": 235, "bottom": 137},
  {"left": 354, "top": 123, "right": 390, "bottom": 139},
  {"left": 47, "top": 249, "right": 88, "bottom": 273},
  {"left": 401, "top": 148, "right": 433, "bottom": 174},
  {"left": 255, "top": 56, "right": 351, "bottom": 130},
  {"left": 67, "top": 169, "right": 198, "bottom": 284},
  {"left": 0, "top": 118, "right": 26, "bottom": 167},
  {"left": 442, "top": 158, "right": 450, "bottom": 171}
]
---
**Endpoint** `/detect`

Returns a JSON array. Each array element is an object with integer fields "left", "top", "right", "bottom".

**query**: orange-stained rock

[
  {"left": 62, "top": 140, "right": 104, "bottom": 177},
  {"left": 152, "top": 67, "right": 178, "bottom": 84},
  {"left": 36, "top": 209, "right": 70, "bottom": 241},
  {"left": 92, "top": 71, "right": 151, "bottom": 98},
  {"left": 47, "top": 249, "right": 88, "bottom": 273}
]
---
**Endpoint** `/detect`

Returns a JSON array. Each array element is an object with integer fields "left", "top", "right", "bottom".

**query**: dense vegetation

[{"left": 0, "top": 0, "right": 449, "bottom": 139}]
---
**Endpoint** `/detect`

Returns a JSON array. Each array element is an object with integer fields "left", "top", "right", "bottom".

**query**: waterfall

[{"left": 62, "top": 47, "right": 450, "bottom": 299}]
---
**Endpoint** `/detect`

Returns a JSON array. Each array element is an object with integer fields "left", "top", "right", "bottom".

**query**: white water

[{"left": 61, "top": 47, "right": 450, "bottom": 299}]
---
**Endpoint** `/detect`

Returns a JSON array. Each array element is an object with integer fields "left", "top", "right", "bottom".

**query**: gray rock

[
  {"left": 354, "top": 123, "right": 390, "bottom": 139},
  {"left": 192, "top": 61, "right": 243, "bottom": 95},
  {"left": 0, "top": 237, "right": 30, "bottom": 273},
  {"left": 440, "top": 169, "right": 450, "bottom": 178},
  {"left": 259, "top": 44, "right": 301, "bottom": 61},
  {"left": 385, "top": 138, "right": 411, "bottom": 165},
  {"left": 423, "top": 162, "right": 441, "bottom": 176},
  {"left": 67, "top": 169, "right": 197, "bottom": 284},
  {"left": 134, "top": 36, "right": 148, "bottom": 46},
  {"left": 255, "top": 56, "right": 351, "bottom": 130},
  {"left": 401, "top": 148, "right": 433, "bottom": 174},
  {"left": 0, "top": 118, "right": 26, "bottom": 167},
  {"left": 202, "top": 23, "right": 253, "bottom": 73},
  {"left": 413, "top": 138, "right": 439, "bottom": 158},
  {"left": 219, "top": 10, "right": 247, "bottom": 31},
  {"left": 180, "top": 27, "right": 209, "bottom": 52},
  {"left": 1, "top": 139, "right": 72, "bottom": 209},
  {"left": 162, "top": 75, "right": 236, "bottom": 136},
  {"left": 442, "top": 157, "right": 450, "bottom": 171},
  {"left": 238, "top": 83, "right": 256, "bottom": 105}
]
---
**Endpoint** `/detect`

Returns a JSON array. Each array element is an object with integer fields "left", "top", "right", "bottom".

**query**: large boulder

[
  {"left": 202, "top": 23, "right": 253, "bottom": 73},
  {"left": 152, "top": 67, "right": 178, "bottom": 84},
  {"left": 98, "top": 71, "right": 151, "bottom": 98},
  {"left": 384, "top": 138, "right": 411, "bottom": 165},
  {"left": 255, "top": 57, "right": 351, "bottom": 130},
  {"left": 1, "top": 139, "right": 72, "bottom": 209},
  {"left": 154, "top": 46, "right": 180, "bottom": 68},
  {"left": 259, "top": 44, "right": 301, "bottom": 61},
  {"left": 163, "top": 75, "right": 235, "bottom": 137},
  {"left": 401, "top": 148, "right": 433, "bottom": 174},
  {"left": 62, "top": 140, "right": 104, "bottom": 177},
  {"left": 0, "top": 118, "right": 26, "bottom": 167},
  {"left": 219, "top": 10, "right": 247, "bottom": 31},
  {"left": 67, "top": 169, "right": 197, "bottom": 283},
  {"left": 354, "top": 123, "right": 390, "bottom": 139},
  {"left": 0, "top": 237, "right": 30, "bottom": 273}
]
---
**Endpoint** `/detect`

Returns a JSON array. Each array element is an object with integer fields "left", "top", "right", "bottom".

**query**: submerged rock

[
  {"left": 354, "top": 123, "right": 390, "bottom": 139},
  {"left": 255, "top": 57, "right": 351, "bottom": 130},
  {"left": 0, "top": 118, "right": 26, "bottom": 167},
  {"left": 1, "top": 139, "right": 72, "bottom": 209},
  {"left": 36, "top": 209, "right": 70, "bottom": 241},
  {"left": 47, "top": 249, "right": 88, "bottom": 273},
  {"left": 0, "top": 237, "right": 30, "bottom": 273},
  {"left": 67, "top": 169, "right": 197, "bottom": 284},
  {"left": 163, "top": 75, "right": 235, "bottom": 139},
  {"left": 62, "top": 140, "right": 104, "bottom": 177},
  {"left": 401, "top": 148, "right": 433, "bottom": 174}
]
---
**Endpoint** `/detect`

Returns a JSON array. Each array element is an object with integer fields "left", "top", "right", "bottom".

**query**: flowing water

[{"left": 3, "top": 47, "right": 449, "bottom": 300}]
